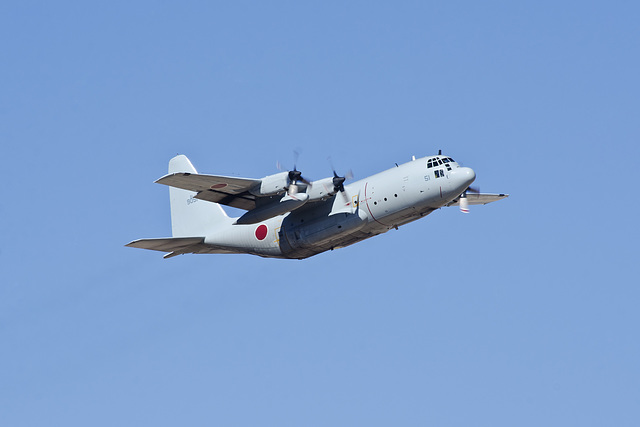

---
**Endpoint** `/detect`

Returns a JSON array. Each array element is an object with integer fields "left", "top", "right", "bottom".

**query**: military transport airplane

[{"left": 126, "top": 153, "right": 508, "bottom": 259}]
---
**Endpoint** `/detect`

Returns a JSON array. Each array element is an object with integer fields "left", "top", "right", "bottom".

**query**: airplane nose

[{"left": 456, "top": 167, "right": 476, "bottom": 187}]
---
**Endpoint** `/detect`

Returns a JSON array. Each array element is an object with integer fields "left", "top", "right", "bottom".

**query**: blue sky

[{"left": 1, "top": 1, "right": 639, "bottom": 425}]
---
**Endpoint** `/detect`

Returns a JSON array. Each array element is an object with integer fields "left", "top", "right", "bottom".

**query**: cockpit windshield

[{"left": 426, "top": 157, "right": 455, "bottom": 168}]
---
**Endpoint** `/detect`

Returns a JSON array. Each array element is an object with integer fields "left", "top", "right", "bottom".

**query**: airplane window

[
  {"left": 448, "top": 158, "right": 455, "bottom": 162},
  {"left": 427, "top": 162, "right": 432, "bottom": 168},
  {"left": 443, "top": 158, "right": 449, "bottom": 163},
  {"left": 438, "top": 159, "right": 443, "bottom": 165}
]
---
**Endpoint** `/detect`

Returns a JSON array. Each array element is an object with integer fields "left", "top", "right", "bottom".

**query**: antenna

[{"left": 438, "top": 149, "right": 442, "bottom": 155}]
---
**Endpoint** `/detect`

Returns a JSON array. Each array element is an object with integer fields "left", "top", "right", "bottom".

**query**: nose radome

[{"left": 458, "top": 167, "right": 476, "bottom": 186}]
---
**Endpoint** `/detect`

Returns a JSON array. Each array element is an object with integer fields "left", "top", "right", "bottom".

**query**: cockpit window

[{"left": 428, "top": 156, "right": 456, "bottom": 168}]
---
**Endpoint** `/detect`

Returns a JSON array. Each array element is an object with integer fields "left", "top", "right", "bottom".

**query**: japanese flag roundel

[{"left": 255, "top": 224, "right": 268, "bottom": 241}]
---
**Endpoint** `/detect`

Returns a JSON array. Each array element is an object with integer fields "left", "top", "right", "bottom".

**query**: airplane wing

[
  {"left": 447, "top": 193, "right": 509, "bottom": 206},
  {"left": 125, "top": 237, "right": 237, "bottom": 258},
  {"left": 155, "top": 173, "right": 261, "bottom": 210}
]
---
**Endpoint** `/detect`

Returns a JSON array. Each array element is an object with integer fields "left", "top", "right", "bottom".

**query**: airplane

[{"left": 126, "top": 152, "right": 508, "bottom": 260}]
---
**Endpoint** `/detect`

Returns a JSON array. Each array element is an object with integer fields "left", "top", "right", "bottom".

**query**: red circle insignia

[{"left": 255, "top": 224, "right": 268, "bottom": 241}]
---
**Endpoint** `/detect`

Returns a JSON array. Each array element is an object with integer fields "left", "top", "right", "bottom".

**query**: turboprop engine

[
  {"left": 237, "top": 165, "right": 352, "bottom": 224},
  {"left": 250, "top": 171, "right": 290, "bottom": 196},
  {"left": 237, "top": 168, "right": 313, "bottom": 224}
]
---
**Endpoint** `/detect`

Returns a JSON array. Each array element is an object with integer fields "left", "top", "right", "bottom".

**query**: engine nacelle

[
  {"left": 305, "top": 177, "right": 337, "bottom": 201},
  {"left": 251, "top": 171, "right": 290, "bottom": 196}
]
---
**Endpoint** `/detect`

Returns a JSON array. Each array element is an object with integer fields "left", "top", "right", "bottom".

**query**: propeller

[
  {"left": 288, "top": 168, "right": 311, "bottom": 186},
  {"left": 278, "top": 151, "right": 312, "bottom": 195},
  {"left": 328, "top": 157, "right": 353, "bottom": 203},
  {"left": 459, "top": 186, "right": 480, "bottom": 213},
  {"left": 332, "top": 171, "right": 346, "bottom": 192},
  {"left": 466, "top": 185, "right": 480, "bottom": 194}
]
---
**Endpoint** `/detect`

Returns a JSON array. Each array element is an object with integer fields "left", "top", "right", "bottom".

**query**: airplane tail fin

[{"left": 168, "top": 155, "right": 230, "bottom": 237}]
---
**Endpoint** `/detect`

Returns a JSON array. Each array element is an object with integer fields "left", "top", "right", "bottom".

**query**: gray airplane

[{"left": 127, "top": 153, "right": 508, "bottom": 259}]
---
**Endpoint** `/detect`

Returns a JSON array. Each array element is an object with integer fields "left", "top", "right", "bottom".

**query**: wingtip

[{"left": 163, "top": 251, "right": 181, "bottom": 259}]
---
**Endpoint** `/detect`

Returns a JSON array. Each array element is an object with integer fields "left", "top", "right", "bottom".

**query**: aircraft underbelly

[{"left": 278, "top": 210, "right": 368, "bottom": 259}]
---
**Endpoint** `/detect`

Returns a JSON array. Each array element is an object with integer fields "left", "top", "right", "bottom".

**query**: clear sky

[{"left": 1, "top": 1, "right": 639, "bottom": 425}]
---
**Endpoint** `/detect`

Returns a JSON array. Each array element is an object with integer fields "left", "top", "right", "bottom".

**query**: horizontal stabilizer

[
  {"left": 126, "top": 237, "right": 205, "bottom": 253},
  {"left": 447, "top": 193, "right": 509, "bottom": 206},
  {"left": 126, "top": 237, "right": 240, "bottom": 258}
]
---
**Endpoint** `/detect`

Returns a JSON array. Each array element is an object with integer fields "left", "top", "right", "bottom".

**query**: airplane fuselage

[{"left": 202, "top": 157, "right": 476, "bottom": 259}]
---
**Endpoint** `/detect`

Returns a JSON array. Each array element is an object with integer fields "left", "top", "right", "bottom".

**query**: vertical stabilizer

[{"left": 168, "top": 155, "right": 229, "bottom": 237}]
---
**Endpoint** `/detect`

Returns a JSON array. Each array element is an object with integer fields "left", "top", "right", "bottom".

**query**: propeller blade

[
  {"left": 340, "top": 188, "right": 349, "bottom": 203},
  {"left": 327, "top": 156, "right": 354, "bottom": 201},
  {"left": 281, "top": 151, "right": 312, "bottom": 189},
  {"left": 460, "top": 192, "right": 470, "bottom": 213},
  {"left": 466, "top": 185, "right": 480, "bottom": 194},
  {"left": 299, "top": 175, "right": 312, "bottom": 186},
  {"left": 344, "top": 169, "right": 354, "bottom": 181},
  {"left": 288, "top": 169, "right": 312, "bottom": 187},
  {"left": 332, "top": 172, "right": 346, "bottom": 193},
  {"left": 293, "top": 149, "right": 300, "bottom": 171}
]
